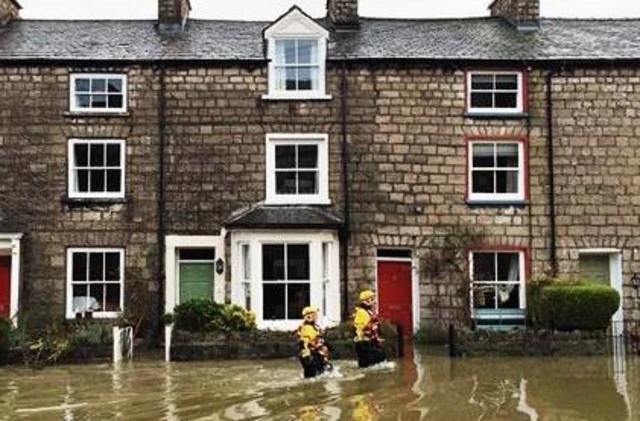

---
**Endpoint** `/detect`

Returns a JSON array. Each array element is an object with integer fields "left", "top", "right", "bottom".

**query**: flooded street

[{"left": 1, "top": 347, "right": 638, "bottom": 420}]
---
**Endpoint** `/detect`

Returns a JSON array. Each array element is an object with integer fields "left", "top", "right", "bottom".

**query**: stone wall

[{"left": 326, "top": 0, "right": 359, "bottom": 28}]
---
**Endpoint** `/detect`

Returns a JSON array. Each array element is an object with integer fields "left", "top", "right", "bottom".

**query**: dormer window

[{"left": 263, "top": 7, "right": 330, "bottom": 100}]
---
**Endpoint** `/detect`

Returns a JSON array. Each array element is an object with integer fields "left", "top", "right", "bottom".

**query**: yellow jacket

[
  {"left": 353, "top": 306, "right": 377, "bottom": 342},
  {"left": 297, "top": 323, "right": 321, "bottom": 358}
]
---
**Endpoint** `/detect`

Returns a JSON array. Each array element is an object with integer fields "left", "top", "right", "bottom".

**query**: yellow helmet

[
  {"left": 359, "top": 290, "right": 375, "bottom": 302},
  {"left": 302, "top": 306, "right": 318, "bottom": 317}
]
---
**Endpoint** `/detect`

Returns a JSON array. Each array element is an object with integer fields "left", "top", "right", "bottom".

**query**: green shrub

[
  {"left": 173, "top": 299, "right": 256, "bottom": 333},
  {"left": 539, "top": 283, "right": 620, "bottom": 331},
  {"left": 526, "top": 278, "right": 555, "bottom": 327},
  {"left": 66, "top": 322, "right": 112, "bottom": 349}
]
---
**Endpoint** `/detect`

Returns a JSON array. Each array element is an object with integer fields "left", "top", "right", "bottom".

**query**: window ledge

[
  {"left": 463, "top": 112, "right": 529, "bottom": 120},
  {"left": 261, "top": 94, "right": 332, "bottom": 101},
  {"left": 264, "top": 198, "right": 332, "bottom": 206},
  {"left": 62, "top": 196, "right": 129, "bottom": 208},
  {"left": 64, "top": 111, "right": 130, "bottom": 118},
  {"left": 467, "top": 200, "right": 529, "bottom": 209}
]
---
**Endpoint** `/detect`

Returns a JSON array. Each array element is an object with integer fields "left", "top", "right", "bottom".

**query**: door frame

[
  {"left": 0, "top": 233, "right": 22, "bottom": 326},
  {"left": 375, "top": 250, "right": 420, "bottom": 335},
  {"left": 165, "top": 235, "right": 226, "bottom": 314},
  {"left": 578, "top": 248, "right": 624, "bottom": 335}
]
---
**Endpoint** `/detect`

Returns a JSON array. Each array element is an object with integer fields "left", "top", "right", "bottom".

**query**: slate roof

[
  {"left": 0, "top": 17, "right": 640, "bottom": 62},
  {"left": 225, "top": 205, "right": 343, "bottom": 229}
]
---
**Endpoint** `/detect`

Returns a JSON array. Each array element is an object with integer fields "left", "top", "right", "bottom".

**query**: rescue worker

[
  {"left": 353, "top": 290, "right": 386, "bottom": 368},
  {"left": 297, "top": 306, "right": 332, "bottom": 378}
]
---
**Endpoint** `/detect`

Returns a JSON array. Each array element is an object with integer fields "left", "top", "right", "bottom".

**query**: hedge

[
  {"left": 538, "top": 283, "right": 620, "bottom": 331},
  {"left": 172, "top": 299, "right": 256, "bottom": 333}
]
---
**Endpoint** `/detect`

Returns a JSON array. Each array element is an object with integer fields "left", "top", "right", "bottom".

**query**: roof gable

[{"left": 264, "top": 6, "right": 329, "bottom": 39}]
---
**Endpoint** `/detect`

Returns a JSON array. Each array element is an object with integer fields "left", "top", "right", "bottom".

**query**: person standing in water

[
  {"left": 297, "top": 306, "right": 332, "bottom": 378},
  {"left": 353, "top": 290, "right": 386, "bottom": 368}
]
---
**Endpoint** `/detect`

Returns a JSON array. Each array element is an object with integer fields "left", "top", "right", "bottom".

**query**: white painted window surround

[
  {"left": 69, "top": 74, "right": 127, "bottom": 113},
  {"left": 68, "top": 139, "right": 126, "bottom": 199},
  {"left": 468, "top": 140, "right": 525, "bottom": 203},
  {"left": 265, "top": 133, "right": 330, "bottom": 205},
  {"left": 231, "top": 230, "right": 340, "bottom": 331},
  {"left": 467, "top": 71, "right": 524, "bottom": 114},
  {"left": 263, "top": 8, "right": 330, "bottom": 100}
]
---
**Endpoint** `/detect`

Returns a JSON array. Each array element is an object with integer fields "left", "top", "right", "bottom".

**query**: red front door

[
  {"left": 0, "top": 257, "right": 11, "bottom": 318},
  {"left": 377, "top": 260, "right": 413, "bottom": 338}
]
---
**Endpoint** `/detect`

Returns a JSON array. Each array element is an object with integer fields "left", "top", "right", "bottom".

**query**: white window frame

[
  {"left": 67, "top": 138, "right": 126, "bottom": 199},
  {"left": 467, "top": 140, "right": 525, "bottom": 203},
  {"left": 265, "top": 133, "right": 330, "bottom": 205},
  {"left": 66, "top": 247, "right": 125, "bottom": 319},
  {"left": 69, "top": 74, "right": 128, "bottom": 113},
  {"left": 231, "top": 231, "right": 340, "bottom": 331},
  {"left": 467, "top": 71, "right": 524, "bottom": 114},
  {"left": 469, "top": 250, "right": 526, "bottom": 319}
]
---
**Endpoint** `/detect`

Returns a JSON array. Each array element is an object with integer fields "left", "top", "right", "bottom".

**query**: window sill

[
  {"left": 463, "top": 112, "right": 528, "bottom": 120},
  {"left": 64, "top": 111, "right": 130, "bottom": 118},
  {"left": 62, "top": 196, "right": 129, "bottom": 208},
  {"left": 467, "top": 200, "right": 529, "bottom": 209},
  {"left": 264, "top": 198, "right": 332, "bottom": 206},
  {"left": 261, "top": 94, "right": 333, "bottom": 101}
]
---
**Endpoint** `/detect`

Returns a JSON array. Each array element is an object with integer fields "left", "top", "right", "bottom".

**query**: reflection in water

[{"left": 0, "top": 350, "right": 637, "bottom": 420}]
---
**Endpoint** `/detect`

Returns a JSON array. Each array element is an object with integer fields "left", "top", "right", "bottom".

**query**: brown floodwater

[{"left": 0, "top": 346, "right": 638, "bottom": 420}]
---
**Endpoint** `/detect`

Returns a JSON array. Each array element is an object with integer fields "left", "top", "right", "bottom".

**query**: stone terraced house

[{"left": 1, "top": 0, "right": 639, "bottom": 338}]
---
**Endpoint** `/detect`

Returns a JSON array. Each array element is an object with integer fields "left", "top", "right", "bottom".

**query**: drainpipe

[
  {"left": 545, "top": 70, "right": 558, "bottom": 277},
  {"left": 156, "top": 63, "right": 168, "bottom": 343},
  {"left": 340, "top": 62, "right": 351, "bottom": 322}
]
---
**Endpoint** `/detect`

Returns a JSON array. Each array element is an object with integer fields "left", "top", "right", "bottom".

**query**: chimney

[
  {"left": 0, "top": 0, "right": 20, "bottom": 25},
  {"left": 489, "top": 0, "right": 539, "bottom": 31},
  {"left": 326, "top": 0, "right": 359, "bottom": 30},
  {"left": 158, "top": 0, "right": 191, "bottom": 32}
]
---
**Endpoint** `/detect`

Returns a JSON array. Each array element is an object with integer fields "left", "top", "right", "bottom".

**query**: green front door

[{"left": 178, "top": 248, "right": 215, "bottom": 303}]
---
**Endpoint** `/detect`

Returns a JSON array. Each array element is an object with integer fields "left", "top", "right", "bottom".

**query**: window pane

[
  {"left": 89, "top": 284, "right": 104, "bottom": 311},
  {"left": 180, "top": 249, "right": 215, "bottom": 260},
  {"left": 287, "top": 244, "right": 309, "bottom": 280},
  {"left": 105, "top": 284, "right": 121, "bottom": 312},
  {"left": 107, "top": 79, "right": 122, "bottom": 93},
  {"left": 473, "top": 284, "right": 496, "bottom": 309},
  {"left": 472, "top": 144, "right": 494, "bottom": 167},
  {"left": 90, "top": 170, "right": 105, "bottom": 192},
  {"left": 106, "top": 144, "right": 121, "bottom": 166},
  {"left": 298, "top": 171, "right": 317, "bottom": 194},
  {"left": 105, "top": 252, "right": 121, "bottom": 281},
  {"left": 91, "top": 78, "right": 106, "bottom": 93},
  {"left": 495, "top": 74, "right": 518, "bottom": 90},
  {"left": 285, "top": 67, "right": 297, "bottom": 90},
  {"left": 497, "top": 284, "right": 520, "bottom": 309},
  {"left": 106, "top": 170, "right": 122, "bottom": 192},
  {"left": 471, "top": 74, "right": 493, "bottom": 90},
  {"left": 77, "top": 170, "right": 89, "bottom": 192},
  {"left": 275, "top": 145, "right": 296, "bottom": 169},
  {"left": 496, "top": 144, "right": 518, "bottom": 167},
  {"left": 76, "top": 94, "right": 90, "bottom": 108},
  {"left": 298, "top": 67, "right": 312, "bottom": 91},
  {"left": 470, "top": 92, "right": 493, "bottom": 108},
  {"left": 262, "top": 244, "right": 284, "bottom": 280},
  {"left": 275, "top": 40, "right": 288, "bottom": 65},
  {"left": 283, "top": 40, "right": 297, "bottom": 64},
  {"left": 263, "top": 284, "right": 285, "bottom": 319},
  {"left": 496, "top": 170, "right": 519, "bottom": 193},
  {"left": 287, "top": 283, "right": 310, "bottom": 319},
  {"left": 108, "top": 95, "right": 123, "bottom": 109},
  {"left": 297, "top": 145, "right": 317, "bottom": 168},
  {"left": 297, "top": 40, "right": 317, "bottom": 64},
  {"left": 276, "top": 172, "right": 297, "bottom": 194},
  {"left": 89, "top": 253, "right": 104, "bottom": 281},
  {"left": 74, "top": 144, "right": 89, "bottom": 167},
  {"left": 472, "top": 171, "right": 494, "bottom": 193},
  {"left": 497, "top": 253, "right": 519, "bottom": 281},
  {"left": 92, "top": 95, "right": 107, "bottom": 108},
  {"left": 72, "top": 284, "right": 88, "bottom": 305},
  {"left": 494, "top": 92, "right": 517, "bottom": 108},
  {"left": 75, "top": 78, "right": 90, "bottom": 92},
  {"left": 72, "top": 252, "right": 87, "bottom": 282},
  {"left": 90, "top": 144, "right": 105, "bottom": 166},
  {"left": 275, "top": 67, "right": 287, "bottom": 91},
  {"left": 473, "top": 253, "right": 495, "bottom": 281}
]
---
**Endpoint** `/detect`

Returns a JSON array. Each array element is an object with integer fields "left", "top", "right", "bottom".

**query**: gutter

[
  {"left": 545, "top": 70, "right": 558, "bottom": 277},
  {"left": 340, "top": 62, "right": 351, "bottom": 322},
  {"left": 156, "top": 63, "right": 168, "bottom": 342}
]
